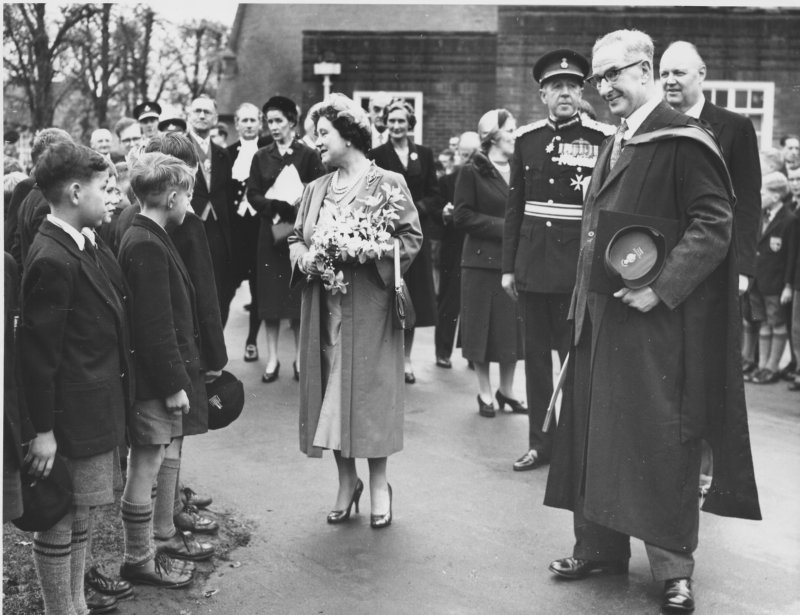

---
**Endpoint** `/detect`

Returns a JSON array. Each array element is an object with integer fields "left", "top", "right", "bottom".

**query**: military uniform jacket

[{"left": 502, "top": 114, "right": 614, "bottom": 293}]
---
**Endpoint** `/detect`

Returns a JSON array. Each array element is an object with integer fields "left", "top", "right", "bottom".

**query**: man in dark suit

[
  {"left": 187, "top": 95, "right": 235, "bottom": 325},
  {"left": 502, "top": 49, "right": 614, "bottom": 472},
  {"left": 228, "top": 102, "right": 272, "bottom": 361},
  {"left": 660, "top": 41, "right": 761, "bottom": 294},
  {"left": 429, "top": 134, "right": 480, "bottom": 368},
  {"left": 659, "top": 40, "right": 764, "bottom": 495},
  {"left": 544, "top": 29, "right": 761, "bottom": 612}
]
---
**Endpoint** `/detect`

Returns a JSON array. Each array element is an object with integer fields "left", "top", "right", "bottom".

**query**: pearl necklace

[{"left": 331, "top": 163, "right": 371, "bottom": 199}]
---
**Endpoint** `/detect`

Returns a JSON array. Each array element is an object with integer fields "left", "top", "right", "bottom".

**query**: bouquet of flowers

[{"left": 308, "top": 182, "right": 406, "bottom": 294}]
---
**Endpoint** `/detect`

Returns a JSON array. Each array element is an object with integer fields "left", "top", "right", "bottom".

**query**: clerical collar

[{"left": 547, "top": 115, "right": 581, "bottom": 131}]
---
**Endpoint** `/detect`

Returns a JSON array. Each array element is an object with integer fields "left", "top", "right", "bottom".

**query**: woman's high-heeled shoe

[
  {"left": 477, "top": 395, "right": 496, "bottom": 418},
  {"left": 261, "top": 361, "right": 280, "bottom": 383},
  {"left": 327, "top": 479, "right": 364, "bottom": 524},
  {"left": 495, "top": 390, "right": 527, "bottom": 414},
  {"left": 370, "top": 484, "right": 392, "bottom": 529}
]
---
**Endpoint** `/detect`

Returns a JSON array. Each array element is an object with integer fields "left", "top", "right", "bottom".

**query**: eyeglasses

[{"left": 586, "top": 59, "right": 646, "bottom": 90}]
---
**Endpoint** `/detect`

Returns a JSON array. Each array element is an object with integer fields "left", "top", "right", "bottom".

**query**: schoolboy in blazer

[
  {"left": 117, "top": 152, "right": 209, "bottom": 589},
  {"left": 20, "top": 142, "right": 131, "bottom": 615}
]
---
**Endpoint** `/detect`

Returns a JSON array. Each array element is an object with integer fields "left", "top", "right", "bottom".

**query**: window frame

[{"left": 702, "top": 80, "right": 774, "bottom": 147}]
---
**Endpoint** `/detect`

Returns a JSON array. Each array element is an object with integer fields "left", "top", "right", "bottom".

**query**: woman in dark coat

[
  {"left": 247, "top": 96, "right": 325, "bottom": 383},
  {"left": 369, "top": 100, "right": 439, "bottom": 383},
  {"left": 454, "top": 109, "right": 525, "bottom": 418}
]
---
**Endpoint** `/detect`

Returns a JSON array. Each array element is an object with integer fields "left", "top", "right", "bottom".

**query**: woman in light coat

[{"left": 289, "top": 94, "right": 422, "bottom": 528}]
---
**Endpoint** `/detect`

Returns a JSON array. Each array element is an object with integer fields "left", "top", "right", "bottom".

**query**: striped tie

[{"left": 609, "top": 120, "right": 628, "bottom": 169}]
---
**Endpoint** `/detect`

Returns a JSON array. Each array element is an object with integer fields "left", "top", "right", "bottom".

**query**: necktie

[
  {"left": 609, "top": 120, "right": 628, "bottom": 170},
  {"left": 761, "top": 208, "right": 771, "bottom": 234}
]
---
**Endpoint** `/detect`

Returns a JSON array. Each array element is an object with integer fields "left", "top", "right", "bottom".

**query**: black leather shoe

[
  {"left": 181, "top": 486, "right": 212, "bottom": 509},
  {"left": 370, "top": 483, "right": 393, "bottom": 529},
  {"left": 155, "top": 530, "right": 215, "bottom": 562},
  {"left": 404, "top": 371, "right": 416, "bottom": 384},
  {"left": 477, "top": 395, "right": 495, "bottom": 417},
  {"left": 86, "top": 589, "right": 118, "bottom": 614},
  {"left": 120, "top": 552, "right": 193, "bottom": 588},
  {"left": 513, "top": 449, "right": 547, "bottom": 471},
  {"left": 174, "top": 503, "right": 219, "bottom": 533},
  {"left": 262, "top": 361, "right": 280, "bottom": 383},
  {"left": 788, "top": 381, "right": 800, "bottom": 391},
  {"left": 496, "top": 390, "right": 527, "bottom": 414},
  {"left": 244, "top": 344, "right": 258, "bottom": 362},
  {"left": 327, "top": 479, "right": 363, "bottom": 524},
  {"left": 662, "top": 578, "right": 695, "bottom": 612},
  {"left": 435, "top": 357, "right": 452, "bottom": 368},
  {"left": 548, "top": 556, "right": 628, "bottom": 579},
  {"left": 85, "top": 565, "right": 133, "bottom": 599}
]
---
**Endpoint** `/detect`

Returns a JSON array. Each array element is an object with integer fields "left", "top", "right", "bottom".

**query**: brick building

[{"left": 219, "top": 4, "right": 800, "bottom": 151}]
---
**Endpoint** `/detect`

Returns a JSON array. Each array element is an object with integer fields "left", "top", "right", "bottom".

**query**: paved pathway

[{"left": 178, "top": 288, "right": 800, "bottom": 615}]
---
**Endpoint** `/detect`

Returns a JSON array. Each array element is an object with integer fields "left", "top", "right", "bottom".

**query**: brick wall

[
  {"left": 496, "top": 6, "right": 800, "bottom": 146},
  {"left": 302, "top": 31, "right": 497, "bottom": 151}
]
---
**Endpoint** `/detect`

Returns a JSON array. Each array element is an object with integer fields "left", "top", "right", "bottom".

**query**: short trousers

[
  {"left": 748, "top": 289, "right": 785, "bottom": 327},
  {"left": 128, "top": 398, "right": 183, "bottom": 447},
  {"left": 65, "top": 450, "right": 115, "bottom": 507}
]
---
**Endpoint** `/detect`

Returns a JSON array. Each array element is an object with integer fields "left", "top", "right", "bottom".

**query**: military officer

[
  {"left": 502, "top": 49, "right": 614, "bottom": 471},
  {"left": 133, "top": 101, "right": 162, "bottom": 139}
]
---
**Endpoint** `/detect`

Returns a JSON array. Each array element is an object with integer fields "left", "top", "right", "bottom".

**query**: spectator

[
  {"left": 746, "top": 172, "right": 797, "bottom": 384},
  {"left": 114, "top": 117, "right": 143, "bottom": 159},
  {"left": 780, "top": 134, "right": 800, "bottom": 171}
]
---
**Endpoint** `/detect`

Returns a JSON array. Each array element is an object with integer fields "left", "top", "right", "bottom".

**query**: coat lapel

[
  {"left": 301, "top": 174, "right": 334, "bottom": 241},
  {"left": 40, "top": 222, "right": 120, "bottom": 315},
  {"left": 595, "top": 102, "right": 674, "bottom": 199}
]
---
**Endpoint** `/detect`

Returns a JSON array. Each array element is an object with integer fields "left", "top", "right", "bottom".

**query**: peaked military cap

[
  {"left": 158, "top": 118, "right": 187, "bottom": 133},
  {"left": 134, "top": 101, "right": 162, "bottom": 121},
  {"left": 532, "top": 49, "right": 590, "bottom": 85}
]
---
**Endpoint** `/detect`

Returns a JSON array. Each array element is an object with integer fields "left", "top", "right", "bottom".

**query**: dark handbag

[
  {"left": 392, "top": 238, "right": 416, "bottom": 330},
  {"left": 12, "top": 453, "right": 73, "bottom": 532},
  {"left": 206, "top": 370, "right": 245, "bottom": 430},
  {"left": 271, "top": 220, "right": 294, "bottom": 246}
]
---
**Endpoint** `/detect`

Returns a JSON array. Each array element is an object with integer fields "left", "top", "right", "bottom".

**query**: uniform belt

[{"left": 524, "top": 200, "right": 583, "bottom": 220}]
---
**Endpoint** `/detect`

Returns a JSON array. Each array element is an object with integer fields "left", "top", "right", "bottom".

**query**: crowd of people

[{"left": 2, "top": 24, "right": 798, "bottom": 615}]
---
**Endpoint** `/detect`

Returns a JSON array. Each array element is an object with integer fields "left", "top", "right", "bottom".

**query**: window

[
  {"left": 353, "top": 90, "right": 424, "bottom": 144},
  {"left": 702, "top": 81, "right": 774, "bottom": 148}
]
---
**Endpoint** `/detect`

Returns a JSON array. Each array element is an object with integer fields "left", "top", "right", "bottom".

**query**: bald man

[
  {"left": 90, "top": 128, "right": 114, "bottom": 161},
  {"left": 660, "top": 41, "right": 761, "bottom": 294}
]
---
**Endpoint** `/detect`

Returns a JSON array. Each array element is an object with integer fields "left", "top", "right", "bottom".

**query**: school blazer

[
  {"left": 754, "top": 206, "right": 797, "bottom": 295},
  {"left": 118, "top": 215, "right": 204, "bottom": 404},
  {"left": 20, "top": 220, "right": 131, "bottom": 458}
]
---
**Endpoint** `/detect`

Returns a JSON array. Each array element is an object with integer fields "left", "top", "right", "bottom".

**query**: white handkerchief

[{"left": 265, "top": 164, "right": 304, "bottom": 205}]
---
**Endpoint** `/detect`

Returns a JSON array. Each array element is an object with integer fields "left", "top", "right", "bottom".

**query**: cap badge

[{"left": 560, "top": 58, "right": 569, "bottom": 69}]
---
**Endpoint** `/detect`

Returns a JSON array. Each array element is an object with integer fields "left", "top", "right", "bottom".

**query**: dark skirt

[
  {"left": 460, "top": 267, "right": 524, "bottom": 363},
  {"left": 404, "top": 234, "right": 437, "bottom": 327},
  {"left": 256, "top": 219, "right": 302, "bottom": 320}
]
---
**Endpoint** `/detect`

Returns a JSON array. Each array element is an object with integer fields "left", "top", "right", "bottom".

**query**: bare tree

[
  {"left": 3, "top": 3, "right": 99, "bottom": 129},
  {"left": 163, "top": 19, "right": 228, "bottom": 101}
]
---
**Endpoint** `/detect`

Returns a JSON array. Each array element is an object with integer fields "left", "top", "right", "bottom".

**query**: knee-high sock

[
  {"left": 767, "top": 330, "right": 788, "bottom": 372},
  {"left": 153, "top": 457, "right": 180, "bottom": 540},
  {"left": 121, "top": 498, "right": 154, "bottom": 565},
  {"left": 174, "top": 471, "right": 184, "bottom": 517},
  {"left": 33, "top": 511, "right": 77, "bottom": 615},
  {"left": 70, "top": 510, "right": 89, "bottom": 615},
  {"left": 758, "top": 328, "right": 772, "bottom": 370}
]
